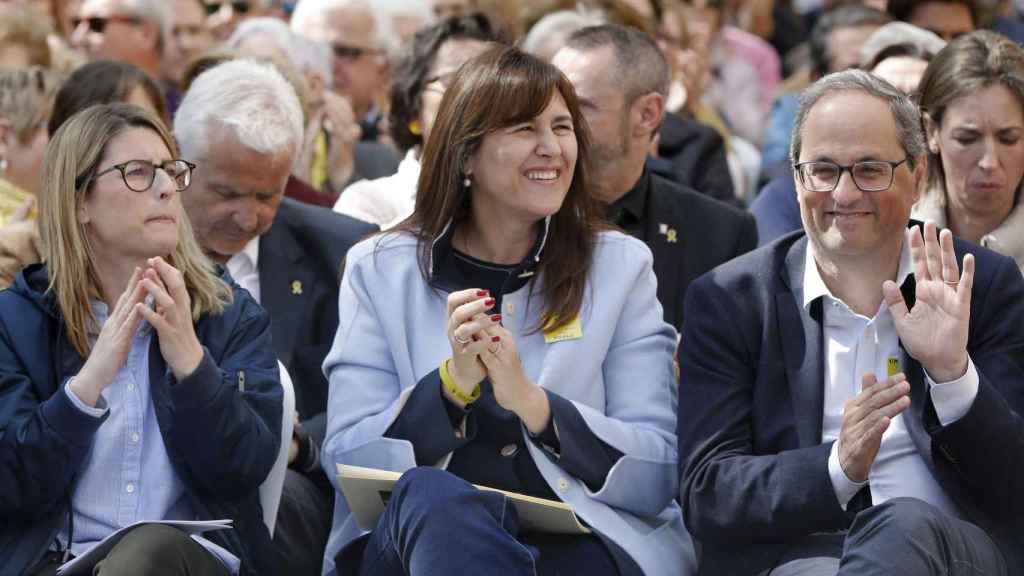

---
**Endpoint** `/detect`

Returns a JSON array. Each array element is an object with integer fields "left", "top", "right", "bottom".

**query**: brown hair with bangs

[{"left": 402, "top": 45, "right": 606, "bottom": 334}]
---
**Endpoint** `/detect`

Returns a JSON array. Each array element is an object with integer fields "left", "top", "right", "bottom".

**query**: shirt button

[
  {"left": 125, "top": 483, "right": 135, "bottom": 493},
  {"left": 454, "top": 428, "right": 464, "bottom": 440},
  {"left": 500, "top": 444, "right": 519, "bottom": 458},
  {"left": 130, "top": 432, "right": 140, "bottom": 443},
  {"left": 557, "top": 477, "right": 570, "bottom": 492}
]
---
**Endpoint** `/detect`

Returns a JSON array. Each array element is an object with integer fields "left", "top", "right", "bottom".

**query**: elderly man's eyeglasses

[
  {"left": 793, "top": 158, "right": 910, "bottom": 193},
  {"left": 81, "top": 159, "right": 196, "bottom": 193},
  {"left": 203, "top": 0, "right": 250, "bottom": 15},
  {"left": 71, "top": 15, "right": 141, "bottom": 34}
]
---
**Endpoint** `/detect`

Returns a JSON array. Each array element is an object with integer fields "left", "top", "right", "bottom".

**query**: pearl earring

[{"left": 463, "top": 175, "right": 471, "bottom": 188}]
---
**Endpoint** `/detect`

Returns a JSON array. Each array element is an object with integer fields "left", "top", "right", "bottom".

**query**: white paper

[{"left": 56, "top": 519, "right": 233, "bottom": 575}]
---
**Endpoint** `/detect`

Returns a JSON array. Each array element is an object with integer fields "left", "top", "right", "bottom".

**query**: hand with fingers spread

[
  {"left": 477, "top": 322, "right": 551, "bottom": 435},
  {"left": 882, "top": 222, "right": 974, "bottom": 382},
  {"left": 838, "top": 373, "right": 912, "bottom": 482},
  {"left": 445, "top": 288, "right": 501, "bottom": 407},
  {"left": 72, "top": 267, "right": 148, "bottom": 406},
  {"left": 135, "top": 257, "right": 204, "bottom": 380}
]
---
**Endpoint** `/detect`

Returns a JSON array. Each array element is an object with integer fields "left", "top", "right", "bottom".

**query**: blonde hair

[
  {"left": 0, "top": 6, "right": 54, "bottom": 68},
  {"left": 39, "top": 103, "right": 232, "bottom": 357},
  {"left": 0, "top": 67, "right": 63, "bottom": 143}
]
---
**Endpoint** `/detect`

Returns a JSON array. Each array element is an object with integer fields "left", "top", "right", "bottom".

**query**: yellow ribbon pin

[{"left": 291, "top": 280, "right": 303, "bottom": 295}]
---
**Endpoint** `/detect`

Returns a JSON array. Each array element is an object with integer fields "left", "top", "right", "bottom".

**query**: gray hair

[
  {"left": 120, "top": 0, "right": 173, "bottom": 51},
  {"left": 290, "top": 0, "right": 399, "bottom": 60},
  {"left": 174, "top": 59, "right": 304, "bottom": 160},
  {"left": 790, "top": 69, "right": 926, "bottom": 168},
  {"left": 225, "top": 17, "right": 332, "bottom": 81},
  {"left": 522, "top": 9, "right": 605, "bottom": 61}
]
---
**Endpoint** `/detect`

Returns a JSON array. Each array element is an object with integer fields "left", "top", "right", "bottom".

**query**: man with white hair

[
  {"left": 70, "top": 0, "right": 169, "bottom": 78},
  {"left": 174, "top": 59, "right": 377, "bottom": 576},
  {"left": 291, "top": 0, "right": 395, "bottom": 141}
]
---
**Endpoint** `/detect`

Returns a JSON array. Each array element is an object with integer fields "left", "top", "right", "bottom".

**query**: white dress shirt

[
  {"left": 804, "top": 239, "right": 979, "bottom": 515},
  {"left": 226, "top": 237, "right": 261, "bottom": 305}
]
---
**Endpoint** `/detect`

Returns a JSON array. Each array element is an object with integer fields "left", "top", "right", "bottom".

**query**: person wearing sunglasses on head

[{"left": 0, "top": 103, "right": 283, "bottom": 576}]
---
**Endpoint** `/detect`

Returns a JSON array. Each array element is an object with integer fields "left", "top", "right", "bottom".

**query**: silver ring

[{"left": 454, "top": 333, "right": 471, "bottom": 345}]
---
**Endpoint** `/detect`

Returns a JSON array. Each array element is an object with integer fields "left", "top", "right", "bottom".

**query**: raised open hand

[{"left": 882, "top": 222, "right": 973, "bottom": 382}]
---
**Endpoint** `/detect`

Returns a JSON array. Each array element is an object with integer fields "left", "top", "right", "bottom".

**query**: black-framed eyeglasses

[
  {"left": 331, "top": 42, "right": 378, "bottom": 60},
  {"left": 793, "top": 157, "right": 910, "bottom": 193},
  {"left": 79, "top": 159, "right": 196, "bottom": 193},
  {"left": 203, "top": 0, "right": 251, "bottom": 16},
  {"left": 71, "top": 15, "right": 142, "bottom": 34}
]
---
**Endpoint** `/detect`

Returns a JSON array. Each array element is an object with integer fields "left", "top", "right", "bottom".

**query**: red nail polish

[
  {"left": 490, "top": 314, "right": 502, "bottom": 322},
  {"left": 491, "top": 336, "right": 501, "bottom": 342},
  {"left": 476, "top": 290, "right": 488, "bottom": 297},
  {"left": 484, "top": 298, "right": 495, "bottom": 307}
]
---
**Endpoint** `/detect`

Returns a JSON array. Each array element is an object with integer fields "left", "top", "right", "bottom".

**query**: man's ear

[
  {"left": 139, "top": 20, "right": 160, "bottom": 53},
  {"left": 631, "top": 92, "right": 665, "bottom": 140},
  {"left": 911, "top": 153, "right": 927, "bottom": 203}
]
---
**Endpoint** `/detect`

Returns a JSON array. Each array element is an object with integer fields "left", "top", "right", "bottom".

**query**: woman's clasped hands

[
  {"left": 71, "top": 257, "right": 204, "bottom": 407},
  {"left": 444, "top": 288, "right": 550, "bottom": 433}
]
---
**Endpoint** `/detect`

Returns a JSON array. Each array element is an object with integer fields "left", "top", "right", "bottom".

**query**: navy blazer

[
  {"left": 677, "top": 229, "right": 1024, "bottom": 575},
  {"left": 258, "top": 197, "right": 376, "bottom": 450}
]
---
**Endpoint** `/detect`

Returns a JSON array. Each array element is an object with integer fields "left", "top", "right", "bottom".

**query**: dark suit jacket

[
  {"left": 613, "top": 166, "right": 757, "bottom": 332},
  {"left": 657, "top": 112, "right": 738, "bottom": 208},
  {"left": 677, "top": 229, "right": 1024, "bottom": 575},
  {"left": 258, "top": 197, "right": 377, "bottom": 452}
]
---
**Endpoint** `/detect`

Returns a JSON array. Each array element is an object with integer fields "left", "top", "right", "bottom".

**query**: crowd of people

[{"left": 0, "top": 0, "right": 1021, "bottom": 575}]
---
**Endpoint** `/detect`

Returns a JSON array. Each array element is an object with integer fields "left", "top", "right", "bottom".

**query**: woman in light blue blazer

[{"left": 321, "top": 45, "right": 692, "bottom": 576}]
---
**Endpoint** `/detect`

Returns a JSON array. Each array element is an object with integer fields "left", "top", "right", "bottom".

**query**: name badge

[
  {"left": 887, "top": 356, "right": 901, "bottom": 377},
  {"left": 543, "top": 315, "right": 583, "bottom": 344}
]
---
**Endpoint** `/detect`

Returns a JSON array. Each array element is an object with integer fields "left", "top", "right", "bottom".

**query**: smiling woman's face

[{"left": 930, "top": 82, "right": 1024, "bottom": 227}]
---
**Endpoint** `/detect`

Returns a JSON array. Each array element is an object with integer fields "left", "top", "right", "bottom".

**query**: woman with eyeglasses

[
  {"left": 914, "top": 30, "right": 1024, "bottom": 273},
  {"left": 322, "top": 46, "right": 687, "bottom": 576},
  {"left": 334, "top": 13, "right": 503, "bottom": 229},
  {"left": 0, "top": 103, "right": 282, "bottom": 576}
]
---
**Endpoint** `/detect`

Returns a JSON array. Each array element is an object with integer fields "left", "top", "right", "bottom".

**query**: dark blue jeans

[{"left": 338, "top": 467, "right": 621, "bottom": 576}]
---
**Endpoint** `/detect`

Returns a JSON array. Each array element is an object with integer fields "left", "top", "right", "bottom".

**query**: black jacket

[
  {"left": 612, "top": 166, "right": 757, "bottom": 333},
  {"left": 258, "top": 198, "right": 377, "bottom": 468},
  {"left": 0, "top": 264, "right": 283, "bottom": 575}
]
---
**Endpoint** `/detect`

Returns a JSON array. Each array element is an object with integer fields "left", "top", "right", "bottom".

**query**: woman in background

[{"left": 916, "top": 30, "right": 1024, "bottom": 272}]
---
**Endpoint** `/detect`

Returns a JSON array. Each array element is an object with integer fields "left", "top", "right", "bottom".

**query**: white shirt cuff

[
  {"left": 925, "top": 356, "right": 979, "bottom": 426},
  {"left": 64, "top": 378, "right": 108, "bottom": 418},
  {"left": 828, "top": 440, "right": 867, "bottom": 510}
]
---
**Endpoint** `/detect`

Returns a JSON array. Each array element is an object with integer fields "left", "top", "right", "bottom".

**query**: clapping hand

[
  {"left": 135, "top": 257, "right": 204, "bottom": 380},
  {"left": 882, "top": 222, "right": 973, "bottom": 382},
  {"left": 72, "top": 267, "right": 148, "bottom": 406},
  {"left": 445, "top": 289, "right": 501, "bottom": 407}
]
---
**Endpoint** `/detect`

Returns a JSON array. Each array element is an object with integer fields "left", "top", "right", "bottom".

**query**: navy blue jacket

[
  {"left": 0, "top": 264, "right": 282, "bottom": 575},
  {"left": 678, "top": 229, "right": 1024, "bottom": 575}
]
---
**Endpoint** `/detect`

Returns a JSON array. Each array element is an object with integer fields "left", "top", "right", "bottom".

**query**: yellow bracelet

[{"left": 440, "top": 358, "right": 481, "bottom": 404}]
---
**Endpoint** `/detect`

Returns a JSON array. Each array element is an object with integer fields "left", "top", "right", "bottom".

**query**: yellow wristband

[{"left": 440, "top": 358, "right": 481, "bottom": 405}]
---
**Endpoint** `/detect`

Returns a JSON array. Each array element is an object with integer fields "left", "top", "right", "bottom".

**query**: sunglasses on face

[
  {"left": 203, "top": 0, "right": 251, "bottom": 16},
  {"left": 331, "top": 42, "right": 378, "bottom": 60},
  {"left": 71, "top": 15, "right": 141, "bottom": 34}
]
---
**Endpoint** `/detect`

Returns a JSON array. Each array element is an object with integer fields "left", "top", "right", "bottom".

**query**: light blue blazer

[{"left": 320, "top": 230, "right": 695, "bottom": 575}]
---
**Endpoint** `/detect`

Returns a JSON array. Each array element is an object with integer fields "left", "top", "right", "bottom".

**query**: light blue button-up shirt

[{"left": 60, "top": 302, "right": 239, "bottom": 573}]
